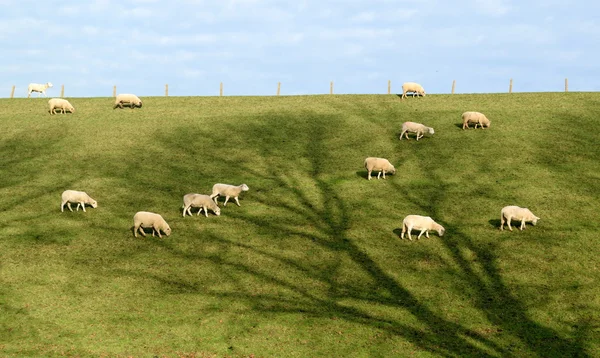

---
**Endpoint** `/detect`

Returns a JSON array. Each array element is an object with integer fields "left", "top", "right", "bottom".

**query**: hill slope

[{"left": 1, "top": 93, "right": 599, "bottom": 357}]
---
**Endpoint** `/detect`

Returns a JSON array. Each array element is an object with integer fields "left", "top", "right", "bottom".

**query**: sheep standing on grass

[
  {"left": 462, "top": 111, "right": 491, "bottom": 129},
  {"left": 500, "top": 206, "right": 540, "bottom": 231},
  {"left": 27, "top": 82, "right": 53, "bottom": 98},
  {"left": 401, "top": 215, "right": 445, "bottom": 241},
  {"left": 182, "top": 193, "right": 221, "bottom": 217},
  {"left": 61, "top": 190, "right": 97, "bottom": 212},
  {"left": 133, "top": 211, "right": 171, "bottom": 238},
  {"left": 48, "top": 98, "right": 75, "bottom": 114},
  {"left": 210, "top": 183, "right": 249, "bottom": 206},
  {"left": 401, "top": 82, "right": 426, "bottom": 99},
  {"left": 399, "top": 122, "right": 434, "bottom": 141},
  {"left": 364, "top": 157, "right": 395, "bottom": 180},
  {"left": 114, "top": 94, "right": 142, "bottom": 109}
]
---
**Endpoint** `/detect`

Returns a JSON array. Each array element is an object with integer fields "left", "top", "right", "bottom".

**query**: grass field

[{"left": 1, "top": 93, "right": 599, "bottom": 357}]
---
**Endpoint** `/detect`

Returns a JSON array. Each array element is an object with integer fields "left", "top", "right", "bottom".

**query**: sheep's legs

[
  {"left": 418, "top": 229, "right": 427, "bottom": 239},
  {"left": 520, "top": 219, "right": 526, "bottom": 230},
  {"left": 67, "top": 202, "right": 74, "bottom": 212},
  {"left": 153, "top": 226, "right": 162, "bottom": 238},
  {"left": 234, "top": 197, "right": 241, "bottom": 206},
  {"left": 506, "top": 217, "right": 513, "bottom": 231},
  {"left": 224, "top": 196, "right": 230, "bottom": 206},
  {"left": 367, "top": 170, "right": 372, "bottom": 180}
]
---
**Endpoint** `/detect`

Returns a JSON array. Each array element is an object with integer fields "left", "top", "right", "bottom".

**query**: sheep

[
  {"left": 60, "top": 190, "right": 97, "bottom": 212},
  {"left": 500, "top": 206, "right": 540, "bottom": 231},
  {"left": 210, "top": 183, "right": 249, "bottom": 206},
  {"left": 462, "top": 111, "right": 491, "bottom": 130},
  {"left": 364, "top": 157, "right": 396, "bottom": 180},
  {"left": 182, "top": 193, "right": 221, "bottom": 217},
  {"left": 113, "top": 94, "right": 142, "bottom": 109},
  {"left": 133, "top": 211, "right": 171, "bottom": 238},
  {"left": 401, "top": 82, "right": 426, "bottom": 99},
  {"left": 399, "top": 121, "right": 435, "bottom": 141},
  {"left": 48, "top": 98, "right": 75, "bottom": 114},
  {"left": 27, "top": 82, "right": 53, "bottom": 98},
  {"left": 401, "top": 215, "right": 445, "bottom": 241}
]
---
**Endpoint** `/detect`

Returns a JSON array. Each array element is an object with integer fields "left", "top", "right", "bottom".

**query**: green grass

[{"left": 1, "top": 93, "right": 599, "bottom": 357}]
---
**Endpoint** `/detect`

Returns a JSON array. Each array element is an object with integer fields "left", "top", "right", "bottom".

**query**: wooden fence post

[
  {"left": 451, "top": 80, "right": 456, "bottom": 94},
  {"left": 10, "top": 85, "right": 15, "bottom": 98},
  {"left": 388, "top": 80, "right": 391, "bottom": 94},
  {"left": 509, "top": 78, "right": 513, "bottom": 93},
  {"left": 60, "top": 85, "right": 64, "bottom": 97},
  {"left": 165, "top": 84, "right": 169, "bottom": 96},
  {"left": 277, "top": 82, "right": 281, "bottom": 96},
  {"left": 113, "top": 85, "right": 116, "bottom": 97},
  {"left": 330, "top": 81, "right": 334, "bottom": 95},
  {"left": 565, "top": 78, "right": 568, "bottom": 92},
  {"left": 220, "top": 82, "right": 223, "bottom": 97}
]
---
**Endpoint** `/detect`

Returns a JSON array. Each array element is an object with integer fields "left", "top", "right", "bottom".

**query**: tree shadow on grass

[{"left": 103, "top": 111, "right": 590, "bottom": 357}]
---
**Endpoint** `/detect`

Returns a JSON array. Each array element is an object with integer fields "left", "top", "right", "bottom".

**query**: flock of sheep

[
  {"left": 367, "top": 82, "right": 540, "bottom": 240},
  {"left": 60, "top": 183, "right": 249, "bottom": 238},
  {"left": 26, "top": 82, "right": 143, "bottom": 114},
  {"left": 37, "top": 80, "right": 538, "bottom": 240}
]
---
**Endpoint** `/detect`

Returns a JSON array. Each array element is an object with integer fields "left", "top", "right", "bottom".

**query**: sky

[{"left": 1, "top": 0, "right": 598, "bottom": 97}]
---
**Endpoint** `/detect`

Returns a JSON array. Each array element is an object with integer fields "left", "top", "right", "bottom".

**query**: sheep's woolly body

[
  {"left": 183, "top": 193, "right": 221, "bottom": 217},
  {"left": 61, "top": 190, "right": 97, "bottom": 212},
  {"left": 210, "top": 183, "right": 249, "bottom": 206},
  {"left": 114, "top": 94, "right": 142, "bottom": 109},
  {"left": 401, "top": 215, "right": 445, "bottom": 241},
  {"left": 462, "top": 111, "right": 491, "bottom": 129},
  {"left": 48, "top": 98, "right": 75, "bottom": 114},
  {"left": 401, "top": 82, "right": 426, "bottom": 99},
  {"left": 133, "top": 211, "right": 171, "bottom": 238},
  {"left": 364, "top": 157, "right": 395, "bottom": 180},
  {"left": 28, "top": 82, "right": 53, "bottom": 98},
  {"left": 399, "top": 121, "right": 435, "bottom": 141},
  {"left": 500, "top": 206, "right": 540, "bottom": 231}
]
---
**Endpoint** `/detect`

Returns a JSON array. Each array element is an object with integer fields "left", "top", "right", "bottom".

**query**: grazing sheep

[
  {"left": 401, "top": 82, "right": 426, "bottom": 99},
  {"left": 113, "top": 94, "right": 142, "bottom": 109},
  {"left": 27, "top": 82, "right": 53, "bottom": 98},
  {"left": 399, "top": 121, "right": 435, "bottom": 141},
  {"left": 210, "top": 183, "right": 249, "bottom": 207},
  {"left": 60, "top": 190, "right": 97, "bottom": 212},
  {"left": 462, "top": 111, "right": 491, "bottom": 129},
  {"left": 133, "top": 211, "right": 171, "bottom": 238},
  {"left": 48, "top": 98, "right": 75, "bottom": 114},
  {"left": 182, "top": 193, "right": 221, "bottom": 217},
  {"left": 401, "top": 215, "right": 445, "bottom": 241},
  {"left": 500, "top": 206, "right": 540, "bottom": 231},
  {"left": 364, "top": 157, "right": 396, "bottom": 180}
]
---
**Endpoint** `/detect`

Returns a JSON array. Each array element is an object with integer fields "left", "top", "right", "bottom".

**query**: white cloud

[{"left": 474, "top": 0, "right": 511, "bottom": 16}]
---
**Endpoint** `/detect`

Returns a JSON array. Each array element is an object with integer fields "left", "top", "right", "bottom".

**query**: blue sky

[{"left": 1, "top": 0, "right": 598, "bottom": 97}]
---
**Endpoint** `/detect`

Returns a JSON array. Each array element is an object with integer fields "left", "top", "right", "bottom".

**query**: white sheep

[
  {"left": 399, "top": 121, "right": 435, "bottom": 141},
  {"left": 462, "top": 111, "right": 491, "bottom": 130},
  {"left": 364, "top": 157, "right": 396, "bottom": 180},
  {"left": 48, "top": 98, "right": 75, "bottom": 114},
  {"left": 401, "top": 82, "right": 426, "bottom": 99},
  {"left": 60, "top": 190, "right": 97, "bottom": 212},
  {"left": 500, "top": 206, "right": 540, "bottom": 231},
  {"left": 27, "top": 82, "right": 53, "bottom": 98},
  {"left": 114, "top": 94, "right": 142, "bottom": 109},
  {"left": 210, "top": 183, "right": 249, "bottom": 207},
  {"left": 182, "top": 193, "right": 221, "bottom": 217},
  {"left": 401, "top": 215, "right": 445, "bottom": 241},
  {"left": 133, "top": 211, "right": 171, "bottom": 238}
]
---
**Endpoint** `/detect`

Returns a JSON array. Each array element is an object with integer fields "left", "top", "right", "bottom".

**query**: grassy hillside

[{"left": 1, "top": 93, "right": 599, "bottom": 357}]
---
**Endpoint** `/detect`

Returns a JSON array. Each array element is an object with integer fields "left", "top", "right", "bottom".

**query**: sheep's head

[
  {"left": 47, "top": 82, "right": 53, "bottom": 88},
  {"left": 90, "top": 200, "right": 98, "bottom": 208},
  {"left": 241, "top": 184, "right": 249, "bottom": 191},
  {"left": 214, "top": 206, "right": 221, "bottom": 216},
  {"left": 437, "top": 226, "right": 445, "bottom": 236},
  {"left": 137, "top": 101, "right": 143, "bottom": 108},
  {"left": 389, "top": 165, "right": 396, "bottom": 174},
  {"left": 428, "top": 128, "right": 435, "bottom": 135},
  {"left": 164, "top": 226, "right": 172, "bottom": 236},
  {"left": 531, "top": 216, "right": 540, "bottom": 225},
  {"left": 421, "top": 90, "right": 426, "bottom": 97}
]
